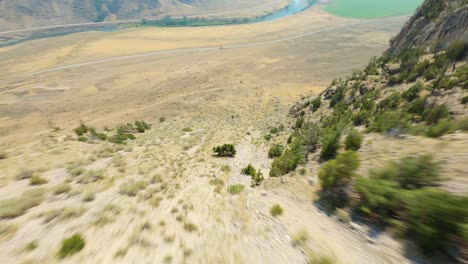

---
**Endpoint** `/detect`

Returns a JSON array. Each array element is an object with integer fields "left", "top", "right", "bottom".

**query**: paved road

[{"left": 23, "top": 15, "right": 408, "bottom": 77}]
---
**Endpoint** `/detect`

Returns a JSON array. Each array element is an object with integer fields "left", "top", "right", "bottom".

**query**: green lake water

[{"left": 324, "top": 0, "right": 424, "bottom": 19}]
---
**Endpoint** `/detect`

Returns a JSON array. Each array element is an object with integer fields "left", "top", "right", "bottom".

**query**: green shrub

[
  {"left": 241, "top": 164, "right": 256, "bottom": 176},
  {"left": 377, "top": 93, "right": 401, "bottom": 111},
  {"left": 407, "top": 97, "right": 427, "bottom": 116},
  {"left": 421, "top": 0, "right": 444, "bottom": 19},
  {"left": 213, "top": 144, "right": 236, "bottom": 157},
  {"left": 319, "top": 151, "right": 360, "bottom": 190},
  {"left": 108, "top": 126, "right": 136, "bottom": 144},
  {"left": 423, "top": 104, "right": 449, "bottom": 125},
  {"left": 311, "top": 96, "right": 322, "bottom": 112},
  {"left": 268, "top": 144, "right": 284, "bottom": 158},
  {"left": 58, "top": 234, "right": 85, "bottom": 258},
  {"left": 270, "top": 204, "right": 283, "bottom": 217},
  {"left": 182, "top": 127, "right": 192, "bottom": 132},
  {"left": 404, "top": 188, "right": 468, "bottom": 253},
  {"left": 371, "top": 155, "right": 441, "bottom": 190},
  {"left": 74, "top": 124, "right": 89, "bottom": 136},
  {"left": 25, "top": 240, "right": 38, "bottom": 251},
  {"left": 402, "top": 82, "right": 423, "bottom": 102},
  {"left": 352, "top": 110, "right": 370, "bottom": 126},
  {"left": 344, "top": 130, "right": 362, "bottom": 151},
  {"left": 228, "top": 184, "right": 245, "bottom": 195},
  {"left": 367, "top": 110, "right": 409, "bottom": 134},
  {"left": 355, "top": 178, "right": 401, "bottom": 220},
  {"left": 135, "top": 121, "right": 150, "bottom": 133},
  {"left": 446, "top": 41, "right": 468, "bottom": 62},
  {"left": 426, "top": 119, "right": 456, "bottom": 138},
  {"left": 270, "top": 142, "right": 305, "bottom": 176},
  {"left": 77, "top": 136, "right": 87, "bottom": 142},
  {"left": 30, "top": 175, "right": 48, "bottom": 185},
  {"left": 461, "top": 95, "right": 468, "bottom": 104},
  {"left": 320, "top": 129, "right": 341, "bottom": 160},
  {"left": 251, "top": 170, "right": 264, "bottom": 187}
]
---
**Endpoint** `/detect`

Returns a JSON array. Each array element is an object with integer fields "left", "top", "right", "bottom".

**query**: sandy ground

[{"left": 0, "top": 4, "right": 428, "bottom": 264}]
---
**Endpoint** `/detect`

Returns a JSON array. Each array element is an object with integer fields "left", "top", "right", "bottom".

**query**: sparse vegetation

[
  {"left": 228, "top": 184, "right": 245, "bottom": 195},
  {"left": 119, "top": 180, "right": 148, "bottom": 196},
  {"left": 30, "top": 175, "right": 48, "bottom": 185},
  {"left": 270, "top": 204, "right": 283, "bottom": 217},
  {"left": 25, "top": 240, "right": 38, "bottom": 251},
  {"left": 58, "top": 234, "right": 85, "bottom": 258},
  {"left": 183, "top": 221, "right": 198, "bottom": 232},
  {"left": 292, "top": 229, "right": 309, "bottom": 247},
  {"left": 0, "top": 189, "right": 45, "bottom": 219},
  {"left": 53, "top": 183, "right": 72, "bottom": 195},
  {"left": 0, "top": 223, "right": 17, "bottom": 241}
]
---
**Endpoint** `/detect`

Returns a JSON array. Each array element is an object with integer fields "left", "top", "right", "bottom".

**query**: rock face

[{"left": 386, "top": 0, "right": 468, "bottom": 55}]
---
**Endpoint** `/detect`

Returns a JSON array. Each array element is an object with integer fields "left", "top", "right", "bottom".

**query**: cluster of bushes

[
  {"left": 241, "top": 164, "right": 264, "bottom": 187},
  {"left": 212, "top": 144, "right": 236, "bottom": 157},
  {"left": 353, "top": 155, "right": 467, "bottom": 253},
  {"left": 270, "top": 123, "right": 321, "bottom": 177},
  {"left": 74, "top": 121, "right": 151, "bottom": 144},
  {"left": 316, "top": 150, "right": 467, "bottom": 253}
]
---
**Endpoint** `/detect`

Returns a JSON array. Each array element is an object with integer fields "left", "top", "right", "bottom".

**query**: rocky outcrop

[{"left": 387, "top": 0, "right": 468, "bottom": 55}]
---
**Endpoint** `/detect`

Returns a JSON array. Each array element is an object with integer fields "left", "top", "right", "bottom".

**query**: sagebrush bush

[
  {"left": 344, "top": 130, "right": 362, "bottom": 151},
  {"left": 53, "top": 183, "right": 72, "bottom": 195},
  {"left": 270, "top": 204, "right": 283, "bottom": 217},
  {"left": 30, "top": 175, "right": 48, "bottom": 185},
  {"left": 58, "top": 234, "right": 85, "bottom": 258},
  {"left": 228, "top": 184, "right": 244, "bottom": 195}
]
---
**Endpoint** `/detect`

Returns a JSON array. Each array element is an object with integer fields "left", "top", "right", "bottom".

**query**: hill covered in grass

[{"left": 271, "top": 0, "right": 468, "bottom": 259}]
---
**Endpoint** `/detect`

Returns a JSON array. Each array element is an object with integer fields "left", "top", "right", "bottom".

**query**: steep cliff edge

[{"left": 387, "top": 0, "right": 468, "bottom": 54}]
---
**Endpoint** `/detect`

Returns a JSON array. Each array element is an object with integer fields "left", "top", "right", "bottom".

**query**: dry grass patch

[
  {"left": 228, "top": 184, "right": 245, "bottom": 195},
  {"left": 119, "top": 180, "right": 148, "bottom": 196},
  {"left": 53, "top": 183, "right": 72, "bottom": 195},
  {"left": 0, "top": 223, "right": 18, "bottom": 240},
  {"left": 92, "top": 204, "right": 121, "bottom": 226},
  {"left": 0, "top": 189, "right": 46, "bottom": 219},
  {"left": 40, "top": 207, "right": 86, "bottom": 223}
]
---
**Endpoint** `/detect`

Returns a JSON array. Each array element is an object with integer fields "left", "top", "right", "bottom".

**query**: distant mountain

[{"left": 0, "top": 0, "right": 258, "bottom": 30}]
